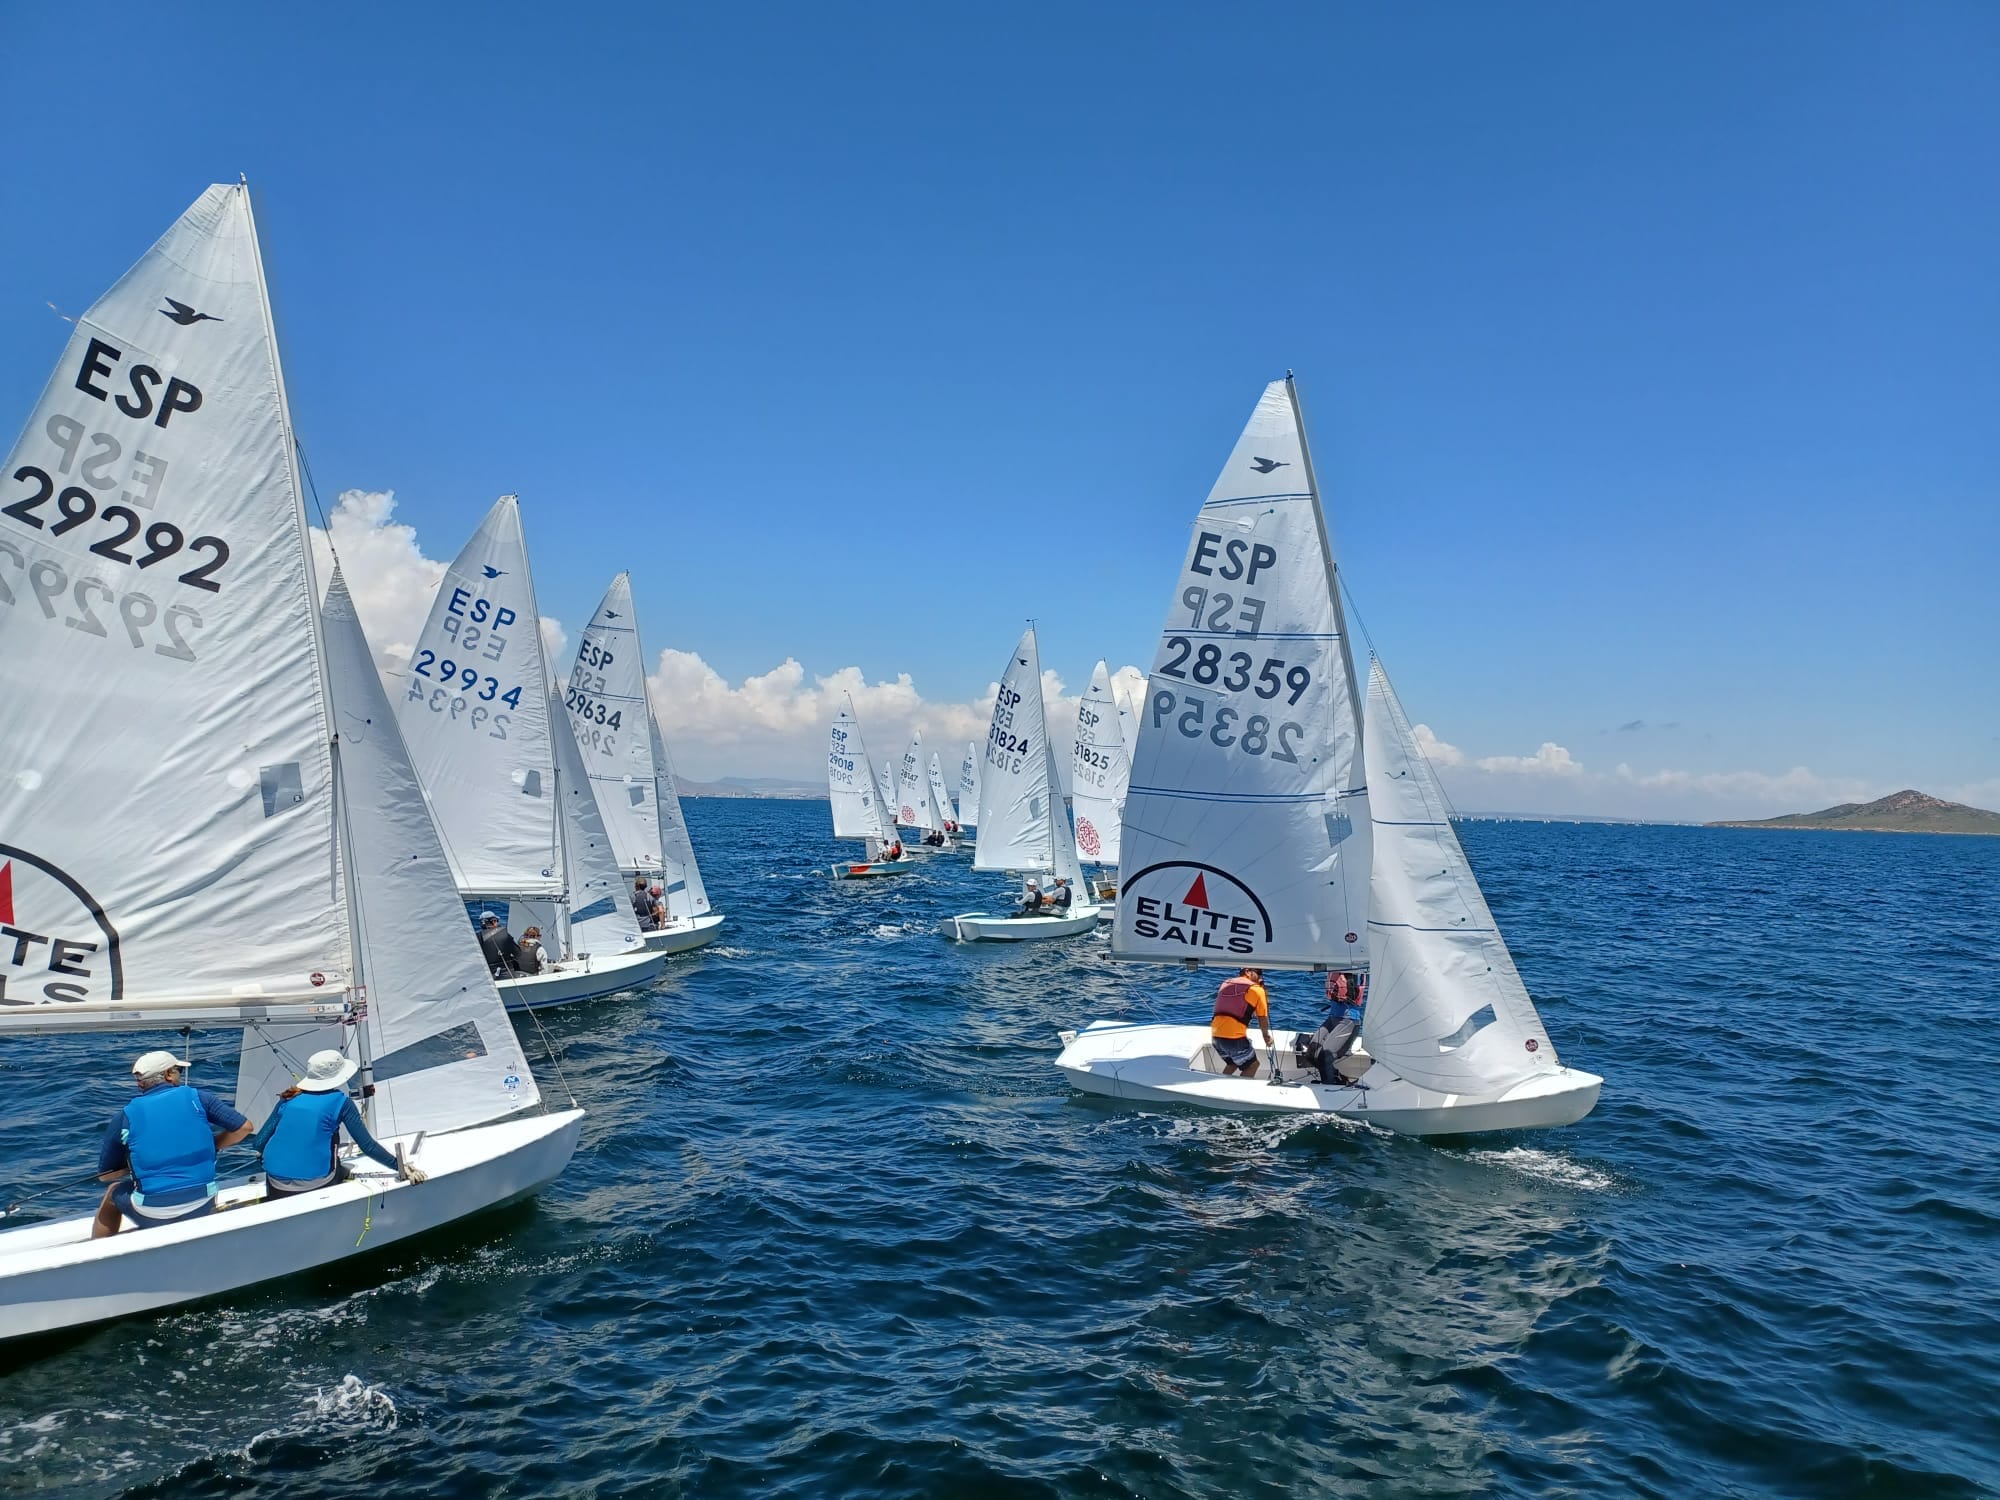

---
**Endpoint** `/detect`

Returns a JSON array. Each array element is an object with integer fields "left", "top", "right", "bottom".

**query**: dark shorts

[
  {"left": 111, "top": 1179, "right": 216, "bottom": 1230},
  {"left": 1213, "top": 1035, "right": 1256, "bottom": 1067}
]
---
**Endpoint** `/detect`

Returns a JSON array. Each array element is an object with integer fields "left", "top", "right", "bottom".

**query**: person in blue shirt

[
  {"left": 1303, "top": 970, "right": 1367, "bottom": 1085},
  {"left": 248, "top": 1050, "right": 427, "bottom": 1200},
  {"left": 93, "top": 1050, "right": 256, "bottom": 1238}
]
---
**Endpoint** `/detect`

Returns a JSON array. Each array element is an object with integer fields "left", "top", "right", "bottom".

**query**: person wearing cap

[
  {"left": 1044, "top": 877, "right": 1074, "bottom": 915},
  {"left": 92, "top": 1051, "right": 255, "bottom": 1238},
  {"left": 1012, "top": 880, "right": 1045, "bottom": 918},
  {"left": 478, "top": 912, "right": 523, "bottom": 976},
  {"left": 1211, "top": 966, "right": 1274, "bottom": 1078},
  {"left": 248, "top": 1050, "right": 424, "bottom": 1200}
]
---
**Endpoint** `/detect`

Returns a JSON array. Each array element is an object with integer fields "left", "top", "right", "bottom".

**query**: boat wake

[{"left": 1469, "top": 1145, "right": 1617, "bottom": 1192}]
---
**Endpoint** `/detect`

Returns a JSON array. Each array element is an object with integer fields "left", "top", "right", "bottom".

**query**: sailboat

[
  {"left": 565, "top": 575, "right": 724, "bottom": 955},
  {"left": 1071, "top": 659, "right": 1130, "bottom": 902},
  {"left": 876, "top": 757, "right": 901, "bottom": 840},
  {"left": 396, "top": 500, "right": 666, "bottom": 1010},
  {"left": 1055, "top": 377, "right": 1601, "bottom": 1134},
  {"left": 826, "top": 702, "right": 911, "bottom": 878},
  {"left": 928, "top": 750, "right": 965, "bottom": 849},
  {"left": 0, "top": 184, "right": 581, "bottom": 1339},
  {"left": 957, "top": 743, "right": 981, "bottom": 846},
  {"left": 894, "top": 728, "right": 949, "bottom": 851},
  {"left": 942, "top": 627, "right": 1102, "bottom": 941}
]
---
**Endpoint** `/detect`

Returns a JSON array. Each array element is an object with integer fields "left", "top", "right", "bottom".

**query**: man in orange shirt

[{"left": 1211, "top": 967, "right": 1273, "bottom": 1078}]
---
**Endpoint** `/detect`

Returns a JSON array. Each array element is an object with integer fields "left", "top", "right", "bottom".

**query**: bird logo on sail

[
  {"left": 160, "top": 298, "right": 221, "bottom": 326},
  {"left": 0, "top": 846, "right": 122, "bottom": 1007},
  {"left": 1249, "top": 457, "right": 1288, "bottom": 474},
  {"left": 482, "top": 565, "right": 506, "bottom": 579},
  {"left": 1121, "top": 861, "right": 1270, "bottom": 955}
]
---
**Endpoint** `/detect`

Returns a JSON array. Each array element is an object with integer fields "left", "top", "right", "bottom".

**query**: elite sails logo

[
  {"left": 0, "top": 846, "right": 122, "bottom": 1006},
  {"left": 1122, "top": 861, "right": 1272, "bottom": 956}
]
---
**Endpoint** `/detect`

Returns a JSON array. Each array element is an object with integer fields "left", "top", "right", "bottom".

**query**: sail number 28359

[{"left": 1150, "top": 688, "right": 1304, "bottom": 764}]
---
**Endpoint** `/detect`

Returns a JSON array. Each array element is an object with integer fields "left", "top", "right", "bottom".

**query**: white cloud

[
  {"left": 1413, "top": 723, "right": 1465, "bottom": 767},
  {"left": 1475, "top": 742, "right": 1583, "bottom": 777},
  {"left": 311, "top": 488, "right": 564, "bottom": 674}
]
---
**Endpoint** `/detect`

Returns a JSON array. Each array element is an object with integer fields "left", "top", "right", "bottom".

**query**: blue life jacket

[
  {"left": 123, "top": 1085, "right": 218, "bottom": 1208},
  {"left": 260, "top": 1091, "right": 348, "bottom": 1184}
]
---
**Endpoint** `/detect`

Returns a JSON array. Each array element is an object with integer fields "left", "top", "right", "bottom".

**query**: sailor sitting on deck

[
  {"left": 631, "top": 876, "right": 658, "bottom": 928},
  {"left": 881, "top": 840, "right": 903, "bottom": 863},
  {"left": 517, "top": 925, "right": 549, "bottom": 975},
  {"left": 1211, "top": 968, "right": 1274, "bottom": 1078},
  {"left": 92, "top": 1051, "right": 256, "bottom": 1238},
  {"left": 1043, "top": 877, "right": 1074, "bottom": 915},
  {"left": 1012, "top": 881, "right": 1045, "bottom": 917},
  {"left": 479, "top": 913, "right": 523, "bottom": 977},
  {"left": 250, "top": 1050, "right": 426, "bottom": 1200},
  {"left": 649, "top": 884, "right": 669, "bottom": 928},
  {"left": 1300, "top": 970, "right": 1366, "bottom": 1085},
  {"left": 923, "top": 829, "right": 946, "bottom": 847}
]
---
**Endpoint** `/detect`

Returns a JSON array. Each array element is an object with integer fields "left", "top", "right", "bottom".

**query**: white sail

[
  {"left": 647, "top": 710, "right": 710, "bottom": 920},
  {"left": 0, "top": 183, "right": 356, "bottom": 1023},
  {"left": 1113, "top": 377, "right": 1370, "bottom": 970},
  {"left": 958, "top": 744, "right": 982, "bottom": 831},
  {"left": 1071, "top": 659, "right": 1130, "bottom": 867},
  {"left": 1047, "top": 736, "right": 1086, "bottom": 891},
  {"left": 564, "top": 574, "right": 662, "bottom": 875},
  {"left": 877, "top": 758, "right": 900, "bottom": 832},
  {"left": 927, "top": 751, "right": 957, "bottom": 828},
  {"left": 828, "top": 705, "right": 892, "bottom": 842},
  {"left": 394, "top": 495, "right": 559, "bottom": 899},
  {"left": 1116, "top": 696, "right": 1138, "bottom": 768},
  {"left": 897, "top": 730, "right": 936, "bottom": 832},
  {"left": 550, "top": 688, "right": 643, "bottom": 956},
  {"left": 262, "top": 572, "right": 543, "bottom": 1137},
  {"left": 1362, "top": 660, "right": 1560, "bottom": 1094},
  {"left": 974, "top": 628, "right": 1058, "bottom": 875}
]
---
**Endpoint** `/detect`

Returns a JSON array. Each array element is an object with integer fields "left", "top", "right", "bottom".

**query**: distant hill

[
  {"left": 1710, "top": 789, "right": 2000, "bottom": 836},
  {"left": 676, "top": 775, "right": 826, "bottom": 800}
]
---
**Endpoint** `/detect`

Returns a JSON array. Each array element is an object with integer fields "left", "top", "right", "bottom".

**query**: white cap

[
  {"left": 131, "top": 1049, "right": 187, "bottom": 1081},
  {"left": 296, "top": 1050, "right": 360, "bottom": 1093}
]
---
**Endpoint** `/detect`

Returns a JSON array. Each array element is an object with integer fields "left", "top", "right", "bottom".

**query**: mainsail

[
  {"left": 958, "top": 744, "right": 982, "bottom": 832},
  {"left": 897, "top": 730, "right": 935, "bottom": 833},
  {"left": 395, "top": 495, "right": 559, "bottom": 899},
  {"left": 1362, "top": 660, "right": 1560, "bottom": 1094},
  {"left": 550, "top": 687, "right": 642, "bottom": 956},
  {"left": 646, "top": 709, "right": 710, "bottom": 920},
  {"left": 876, "top": 758, "right": 899, "bottom": 832},
  {"left": 927, "top": 751, "right": 957, "bottom": 828},
  {"left": 973, "top": 627, "right": 1060, "bottom": 876},
  {"left": 0, "top": 183, "right": 354, "bottom": 1024},
  {"left": 1071, "top": 660, "right": 1130, "bottom": 867},
  {"left": 828, "top": 704, "right": 892, "bottom": 844},
  {"left": 1113, "top": 377, "right": 1370, "bottom": 970}
]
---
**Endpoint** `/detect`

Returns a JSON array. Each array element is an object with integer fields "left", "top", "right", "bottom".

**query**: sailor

[
  {"left": 249, "top": 1050, "right": 425, "bottom": 1199},
  {"left": 1211, "top": 967, "right": 1273, "bottom": 1078},
  {"left": 649, "top": 883, "right": 668, "bottom": 927},
  {"left": 924, "top": 828, "right": 946, "bottom": 847},
  {"left": 517, "top": 925, "right": 549, "bottom": 975},
  {"left": 1013, "top": 880, "right": 1045, "bottom": 918},
  {"left": 631, "top": 876, "right": 656, "bottom": 927},
  {"left": 92, "top": 1051, "right": 256, "bottom": 1238},
  {"left": 1044, "top": 876, "right": 1074, "bottom": 915},
  {"left": 1304, "top": 970, "right": 1366, "bottom": 1084},
  {"left": 479, "top": 913, "right": 523, "bottom": 976},
  {"left": 881, "top": 839, "right": 903, "bottom": 863}
]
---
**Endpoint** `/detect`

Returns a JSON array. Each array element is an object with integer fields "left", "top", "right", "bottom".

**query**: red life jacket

[{"left": 1213, "top": 976, "right": 1258, "bottom": 1024}]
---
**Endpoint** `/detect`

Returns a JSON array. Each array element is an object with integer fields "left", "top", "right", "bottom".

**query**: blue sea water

[{"left": 1, "top": 802, "right": 1996, "bottom": 1497}]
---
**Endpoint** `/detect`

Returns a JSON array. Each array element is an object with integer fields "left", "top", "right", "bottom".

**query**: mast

[
  {"left": 1286, "top": 372, "right": 1367, "bottom": 763},
  {"left": 243, "top": 178, "right": 374, "bottom": 1106}
]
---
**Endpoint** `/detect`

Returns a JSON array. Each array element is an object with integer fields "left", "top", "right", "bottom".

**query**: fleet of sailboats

[{"left": 0, "top": 182, "right": 1600, "bottom": 1340}]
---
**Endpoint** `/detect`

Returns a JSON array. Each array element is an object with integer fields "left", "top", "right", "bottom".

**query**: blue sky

[{"left": 3, "top": 3, "right": 1995, "bottom": 814}]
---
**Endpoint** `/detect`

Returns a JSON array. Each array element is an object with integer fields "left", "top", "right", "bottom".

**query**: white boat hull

[
  {"left": 496, "top": 947, "right": 666, "bottom": 1011},
  {"left": 0, "top": 1109, "right": 583, "bottom": 1342},
  {"left": 830, "top": 858, "right": 915, "bottom": 880},
  {"left": 942, "top": 907, "right": 1103, "bottom": 942},
  {"left": 1054, "top": 1022, "right": 1601, "bottom": 1136},
  {"left": 642, "top": 912, "right": 726, "bottom": 954}
]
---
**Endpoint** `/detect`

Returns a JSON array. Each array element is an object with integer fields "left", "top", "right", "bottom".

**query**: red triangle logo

[
  {"left": 0, "top": 862, "right": 12, "bottom": 926},
  {"left": 1183, "top": 873, "right": 1209, "bottom": 909}
]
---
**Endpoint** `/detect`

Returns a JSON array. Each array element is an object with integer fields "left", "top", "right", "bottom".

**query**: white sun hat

[
  {"left": 131, "top": 1049, "right": 188, "bottom": 1081},
  {"left": 296, "top": 1050, "right": 360, "bottom": 1093}
]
